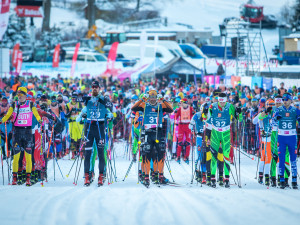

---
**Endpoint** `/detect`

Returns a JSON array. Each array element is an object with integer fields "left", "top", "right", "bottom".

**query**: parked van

[
  {"left": 64, "top": 49, "right": 107, "bottom": 63},
  {"left": 127, "top": 40, "right": 187, "bottom": 58}
]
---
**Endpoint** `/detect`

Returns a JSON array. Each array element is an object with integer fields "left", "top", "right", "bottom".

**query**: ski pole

[
  {"left": 1, "top": 146, "right": 4, "bottom": 185},
  {"left": 5, "top": 122, "right": 10, "bottom": 184},
  {"left": 67, "top": 121, "right": 86, "bottom": 178},
  {"left": 164, "top": 154, "right": 175, "bottom": 182},
  {"left": 232, "top": 122, "right": 240, "bottom": 186},
  {"left": 190, "top": 127, "right": 195, "bottom": 184},
  {"left": 74, "top": 156, "right": 83, "bottom": 185},
  {"left": 123, "top": 159, "right": 134, "bottom": 181},
  {"left": 54, "top": 155, "right": 64, "bottom": 179},
  {"left": 66, "top": 155, "right": 79, "bottom": 177},
  {"left": 137, "top": 102, "right": 147, "bottom": 184},
  {"left": 74, "top": 120, "right": 91, "bottom": 185}
]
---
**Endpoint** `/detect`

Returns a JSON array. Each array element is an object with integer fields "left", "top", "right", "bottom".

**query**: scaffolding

[{"left": 223, "top": 19, "right": 269, "bottom": 77}]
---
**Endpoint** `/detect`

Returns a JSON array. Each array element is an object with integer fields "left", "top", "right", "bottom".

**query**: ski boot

[
  {"left": 258, "top": 172, "right": 263, "bottom": 184},
  {"left": 172, "top": 153, "right": 176, "bottom": 160},
  {"left": 71, "top": 151, "right": 76, "bottom": 160},
  {"left": 195, "top": 170, "right": 201, "bottom": 183},
  {"left": 152, "top": 172, "right": 159, "bottom": 184},
  {"left": 138, "top": 170, "right": 144, "bottom": 183},
  {"left": 224, "top": 176, "right": 230, "bottom": 188},
  {"left": 12, "top": 173, "right": 18, "bottom": 185},
  {"left": 271, "top": 177, "right": 276, "bottom": 187},
  {"left": 143, "top": 175, "right": 150, "bottom": 188},
  {"left": 150, "top": 169, "right": 155, "bottom": 182},
  {"left": 159, "top": 173, "right": 169, "bottom": 184},
  {"left": 265, "top": 175, "right": 270, "bottom": 187},
  {"left": 98, "top": 174, "right": 104, "bottom": 187},
  {"left": 292, "top": 177, "right": 298, "bottom": 190},
  {"left": 25, "top": 173, "right": 31, "bottom": 186},
  {"left": 30, "top": 172, "right": 36, "bottom": 185},
  {"left": 211, "top": 176, "right": 216, "bottom": 188},
  {"left": 211, "top": 180, "right": 217, "bottom": 188},
  {"left": 84, "top": 173, "right": 90, "bottom": 186},
  {"left": 279, "top": 177, "right": 285, "bottom": 189},
  {"left": 280, "top": 181, "right": 286, "bottom": 189},
  {"left": 17, "top": 171, "right": 24, "bottom": 185},
  {"left": 206, "top": 174, "right": 211, "bottom": 186},
  {"left": 35, "top": 171, "right": 39, "bottom": 183},
  {"left": 90, "top": 172, "right": 95, "bottom": 183},
  {"left": 184, "top": 157, "right": 189, "bottom": 165},
  {"left": 219, "top": 175, "right": 224, "bottom": 187},
  {"left": 176, "top": 157, "right": 181, "bottom": 164},
  {"left": 201, "top": 173, "right": 206, "bottom": 184},
  {"left": 285, "top": 178, "right": 290, "bottom": 188}
]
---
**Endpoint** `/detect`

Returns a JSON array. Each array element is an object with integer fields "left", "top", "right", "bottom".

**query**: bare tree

[{"left": 42, "top": 0, "right": 52, "bottom": 32}]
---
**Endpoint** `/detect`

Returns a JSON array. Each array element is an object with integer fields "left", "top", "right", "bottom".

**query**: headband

[{"left": 275, "top": 98, "right": 283, "bottom": 103}]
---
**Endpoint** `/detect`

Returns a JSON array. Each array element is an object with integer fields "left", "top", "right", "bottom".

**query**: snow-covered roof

[
  {"left": 126, "top": 32, "right": 176, "bottom": 37},
  {"left": 283, "top": 33, "right": 300, "bottom": 39}
]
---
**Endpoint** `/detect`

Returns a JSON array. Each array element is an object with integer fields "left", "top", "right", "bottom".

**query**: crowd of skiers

[{"left": 0, "top": 75, "right": 299, "bottom": 189}]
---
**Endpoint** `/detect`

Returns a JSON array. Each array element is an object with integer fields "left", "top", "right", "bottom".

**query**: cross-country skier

[
  {"left": 131, "top": 90, "right": 173, "bottom": 187},
  {"left": 175, "top": 98, "right": 194, "bottom": 164},
  {"left": 272, "top": 93, "right": 300, "bottom": 189},
  {"left": 205, "top": 93, "right": 241, "bottom": 188},
  {"left": 76, "top": 80, "right": 113, "bottom": 186},
  {"left": 1, "top": 87, "right": 42, "bottom": 186},
  {"left": 189, "top": 102, "right": 208, "bottom": 183},
  {"left": 253, "top": 99, "right": 274, "bottom": 186}
]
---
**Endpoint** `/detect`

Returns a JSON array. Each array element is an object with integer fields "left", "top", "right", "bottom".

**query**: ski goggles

[
  {"left": 181, "top": 99, "right": 188, "bottom": 104},
  {"left": 149, "top": 94, "right": 157, "bottom": 100},
  {"left": 17, "top": 91, "right": 26, "bottom": 96},
  {"left": 218, "top": 97, "right": 227, "bottom": 103}
]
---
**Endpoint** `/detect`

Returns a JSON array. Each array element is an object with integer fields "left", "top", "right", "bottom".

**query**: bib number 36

[{"left": 282, "top": 122, "right": 292, "bottom": 129}]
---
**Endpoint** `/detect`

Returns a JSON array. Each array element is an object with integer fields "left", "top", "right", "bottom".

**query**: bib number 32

[{"left": 216, "top": 121, "right": 226, "bottom": 127}]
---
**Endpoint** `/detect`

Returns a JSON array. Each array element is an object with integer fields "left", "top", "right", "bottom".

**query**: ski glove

[
  {"left": 107, "top": 113, "right": 113, "bottom": 119},
  {"left": 203, "top": 108, "right": 208, "bottom": 115},
  {"left": 157, "top": 94, "right": 164, "bottom": 101},
  {"left": 142, "top": 94, "right": 149, "bottom": 102}
]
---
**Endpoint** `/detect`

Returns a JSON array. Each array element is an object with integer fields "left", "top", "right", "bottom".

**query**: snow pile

[{"left": 0, "top": 141, "right": 299, "bottom": 225}]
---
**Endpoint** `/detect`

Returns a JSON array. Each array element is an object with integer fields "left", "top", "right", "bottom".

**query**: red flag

[
  {"left": 102, "top": 42, "right": 120, "bottom": 77},
  {"left": 12, "top": 43, "right": 20, "bottom": 68},
  {"left": 0, "top": 0, "right": 11, "bottom": 40},
  {"left": 70, "top": 43, "right": 80, "bottom": 78},
  {"left": 16, "top": 50, "right": 22, "bottom": 75},
  {"left": 52, "top": 44, "right": 60, "bottom": 68},
  {"left": 107, "top": 42, "right": 119, "bottom": 71}
]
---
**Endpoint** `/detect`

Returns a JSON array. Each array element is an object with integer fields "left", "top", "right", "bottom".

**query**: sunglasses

[
  {"left": 92, "top": 86, "right": 99, "bottom": 89},
  {"left": 282, "top": 98, "right": 290, "bottom": 102}
]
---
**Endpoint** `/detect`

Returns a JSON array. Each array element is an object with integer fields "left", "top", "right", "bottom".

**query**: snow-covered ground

[{"left": 0, "top": 141, "right": 299, "bottom": 225}]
